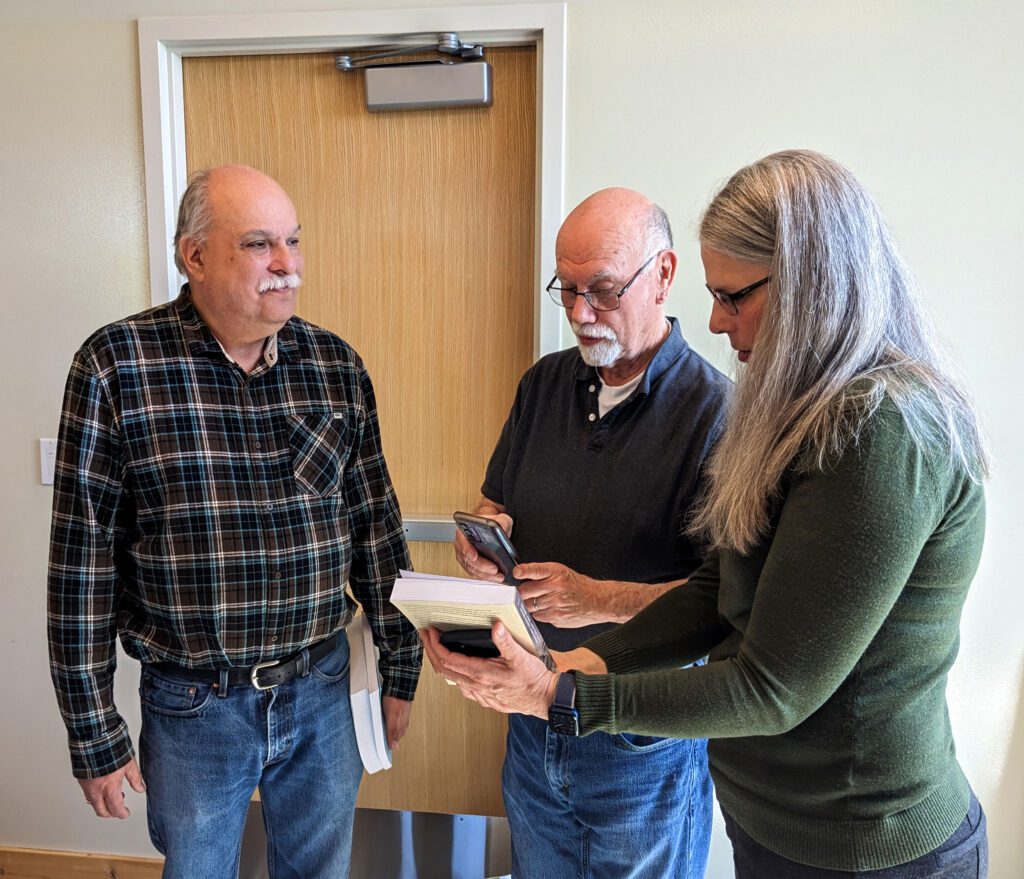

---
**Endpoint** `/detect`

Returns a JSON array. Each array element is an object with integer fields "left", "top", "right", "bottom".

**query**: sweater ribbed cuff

[
  {"left": 581, "top": 628, "right": 646, "bottom": 676},
  {"left": 574, "top": 673, "right": 617, "bottom": 736}
]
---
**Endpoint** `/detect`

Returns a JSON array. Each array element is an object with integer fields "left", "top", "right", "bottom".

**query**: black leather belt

[{"left": 151, "top": 633, "right": 341, "bottom": 691}]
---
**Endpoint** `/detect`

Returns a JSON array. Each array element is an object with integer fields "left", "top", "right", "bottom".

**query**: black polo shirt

[{"left": 483, "top": 317, "right": 732, "bottom": 650}]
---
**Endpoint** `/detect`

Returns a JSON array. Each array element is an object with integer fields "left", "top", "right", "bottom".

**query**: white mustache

[
  {"left": 258, "top": 274, "right": 303, "bottom": 293},
  {"left": 570, "top": 320, "right": 617, "bottom": 342}
]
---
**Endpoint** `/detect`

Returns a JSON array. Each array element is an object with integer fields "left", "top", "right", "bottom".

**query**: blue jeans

[
  {"left": 723, "top": 790, "right": 988, "bottom": 878},
  {"left": 502, "top": 713, "right": 713, "bottom": 879},
  {"left": 138, "top": 636, "right": 363, "bottom": 879}
]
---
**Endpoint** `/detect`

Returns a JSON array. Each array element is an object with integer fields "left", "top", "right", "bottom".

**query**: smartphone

[
  {"left": 440, "top": 627, "right": 500, "bottom": 659},
  {"left": 453, "top": 511, "right": 521, "bottom": 585}
]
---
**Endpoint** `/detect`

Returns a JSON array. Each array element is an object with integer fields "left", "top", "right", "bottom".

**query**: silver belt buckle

[{"left": 250, "top": 659, "right": 282, "bottom": 690}]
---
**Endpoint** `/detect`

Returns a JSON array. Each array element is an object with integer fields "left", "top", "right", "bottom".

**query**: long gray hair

[{"left": 691, "top": 150, "right": 989, "bottom": 554}]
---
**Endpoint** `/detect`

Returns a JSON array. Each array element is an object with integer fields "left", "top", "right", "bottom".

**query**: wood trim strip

[{"left": 0, "top": 845, "right": 164, "bottom": 878}]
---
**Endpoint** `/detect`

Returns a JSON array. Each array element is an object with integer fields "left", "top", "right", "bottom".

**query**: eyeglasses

[
  {"left": 547, "top": 253, "right": 659, "bottom": 312},
  {"left": 706, "top": 276, "right": 771, "bottom": 315}
]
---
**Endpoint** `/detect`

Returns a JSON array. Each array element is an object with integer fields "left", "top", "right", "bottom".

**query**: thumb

[
  {"left": 124, "top": 759, "right": 146, "bottom": 793},
  {"left": 513, "top": 562, "right": 548, "bottom": 581},
  {"left": 492, "top": 622, "right": 522, "bottom": 660}
]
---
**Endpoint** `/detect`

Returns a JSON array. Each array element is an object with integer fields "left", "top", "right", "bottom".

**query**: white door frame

[{"left": 139, "top": 3, "right": 566, "bottom": 358}]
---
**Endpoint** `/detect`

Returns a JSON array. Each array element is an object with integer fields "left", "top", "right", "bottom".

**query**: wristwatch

[{"left": 548, "top": 671, "right": 580, "bottom": 736}]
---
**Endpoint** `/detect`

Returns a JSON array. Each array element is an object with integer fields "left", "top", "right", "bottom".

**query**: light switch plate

[{"left": 40, "top": 438, "right": 57, "bottom": 485}]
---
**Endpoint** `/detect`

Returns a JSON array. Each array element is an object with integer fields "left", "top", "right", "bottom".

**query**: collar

[
  {"left": 212, "top": 332, "right": 279, "bottom": 369},
  {"left": 174, "top": 284, "right": 307, "bottom": 365},
  {"left": 573, "top": 317, "right": 689, "bottom": 396}
]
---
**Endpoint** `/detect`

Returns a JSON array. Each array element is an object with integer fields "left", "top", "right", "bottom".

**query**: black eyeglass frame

[
  {"left": 546, "top": 252, "right": 660, "bottom": 312},
  {"left": 705, "top": 276, "right": 771, "bottom": 315}
]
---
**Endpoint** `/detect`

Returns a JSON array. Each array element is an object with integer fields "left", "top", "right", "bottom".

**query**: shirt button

[
  {"left": 273, "top": 571, "right": 283, "bottom": 580},
  {"left": 265, "top": 502, "right": 274, "bottom": 511},
  {"left": 588, "top": 413, "right": 596, "bottom": 422},
  {"left": 589, "top": 384, "right": 596, "bottom": 393},
  {"left": 254, "top": 440, "right": 262, "bottom": 450},
  {"left": 270, "top": 635, "right": 279, "bottom": 643}
]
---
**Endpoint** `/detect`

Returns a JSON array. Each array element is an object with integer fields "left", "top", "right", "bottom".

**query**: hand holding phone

[{"left": 453, "top": 511, "right": 520, "bottom": 585}]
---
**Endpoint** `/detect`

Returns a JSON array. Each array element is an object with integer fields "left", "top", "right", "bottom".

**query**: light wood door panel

[
  {"left": 183, "top": 49, "right": 536, "bottom": 514},
  {"left": 183, "top": 48, "right": 535, "bottom": 816},
  {"left": 358, "top": 542, "right": 508, "bottom": 816}
]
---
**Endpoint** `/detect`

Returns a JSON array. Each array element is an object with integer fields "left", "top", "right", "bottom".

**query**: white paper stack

[{"left": 347, "top": 609, "right": 392, "bottom": 774}]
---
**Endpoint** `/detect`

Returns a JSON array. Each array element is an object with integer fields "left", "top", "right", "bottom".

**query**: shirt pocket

[{"left": 287, "top": 410, "right": 353, "bottom": 497}]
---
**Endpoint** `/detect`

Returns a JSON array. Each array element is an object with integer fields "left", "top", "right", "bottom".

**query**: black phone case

[
  {"left": 440, "top": 628, "right": 500, "bottom": 659},
  {"left": 454, "top": 513, "right": 521, "bottom": 585}
]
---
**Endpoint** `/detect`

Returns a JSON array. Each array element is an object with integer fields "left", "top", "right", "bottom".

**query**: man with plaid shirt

[{"left": 47, "top": 164, "right": 420, "bottom": 878}]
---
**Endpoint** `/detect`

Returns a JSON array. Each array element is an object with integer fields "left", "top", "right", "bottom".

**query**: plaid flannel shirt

[{"left": 48, "top": 288, "right": 419, "bottom": 778}]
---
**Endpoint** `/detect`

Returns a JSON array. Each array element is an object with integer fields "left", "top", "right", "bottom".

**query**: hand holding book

[
  {"left": 389, "top": 571, "right": 554, "bottom": 670},
  {"left": 420, "top": 621, "right": 560, "bottom": 720}
]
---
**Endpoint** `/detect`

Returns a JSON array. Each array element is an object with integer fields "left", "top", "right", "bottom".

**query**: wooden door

[{"left": 182, "top": 47, "right": 536, "bottom": 816}]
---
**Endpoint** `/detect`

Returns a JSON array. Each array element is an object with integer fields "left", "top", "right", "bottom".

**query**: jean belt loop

[
  {"left": 217, "top": 668, "right": 229, "bottom": 698},
  {"left": 297, "top": 647, "right": 311, "bottom": 678}
]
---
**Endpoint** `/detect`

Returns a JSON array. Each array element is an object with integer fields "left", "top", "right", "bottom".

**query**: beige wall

[{"left": 2, "top": 1, "right": 1021, "bottom": 876}]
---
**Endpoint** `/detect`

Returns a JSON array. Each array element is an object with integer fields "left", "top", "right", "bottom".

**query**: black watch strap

[{"left": 548, "top": 671, "right": 580, "bottom": 736}]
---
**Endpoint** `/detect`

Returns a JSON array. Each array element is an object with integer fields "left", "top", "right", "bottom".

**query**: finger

[
  {"left": 517, "top": 586, "right": 554, "bottom": 607},
  {"left": 422, "top": 627, "right": 455, "bottom": 659},
  {"left": 494, "top": 513, "right": 514, "bottom": 537},
  {"left": 429, "top": 635, "right": 482, "bottom": 684},
  {"left": 439, "top": 649, "right": 495, "bottom": 687},
  {"left": 101, "top": 785, "right": 130, "bottom": 819},
  {"left": 81, "top": 777, "right": 118, "bottom": 819},
  {"left": 454, "top": 530, "right": 477, "bottom": 562},
  {"left": 467, "top": 556, "right": 501, "bottom": 577},
  {"left": 513, "top": 562, "right": 555, "bottom": 581},
  {"left": 455, "top": 532, "right": 505, "bottom": 579},
  {"left": 124, "top": 759, "right": 146, "bottom": 794},
  {"left": 418, "top": 629, "right": 447, "bottom": 673},
  {"left": 423, "top": 651, "right": 443, "bottom": 675},
  {"left": 85, "top": 795, "right": 107, "bottom": 818},
  {"left": 516, "top": 582, "right": 542, "bottom": 600},
  {"left": 491, "top": 622, "right": 526, "bottom": 663},
  {"left": 386, "top": 716, "right": 405, "bottom": 749}
]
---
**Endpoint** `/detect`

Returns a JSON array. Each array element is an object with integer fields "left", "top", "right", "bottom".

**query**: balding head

[
  {"left": 174, "top": 165, "right": 294, "bottom": 274},
  {"left": 552, "top": 188, "right": 677, "bottom": 383},
  {"left": 556, "top": 188, "right": 672, "bottom": 269},
  {"left": 174, "top": 164, "right": 303, "bottom": 358}
]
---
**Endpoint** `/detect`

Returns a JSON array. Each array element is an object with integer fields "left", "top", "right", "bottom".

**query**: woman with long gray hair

[{"left": 423, "top": 150, "right": 989, "bottom": 877}]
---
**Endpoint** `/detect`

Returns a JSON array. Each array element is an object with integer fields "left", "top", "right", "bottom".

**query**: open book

[
  {"left": 390, "top": 570, "right": 554, "bottom": 670},
  {"left": 347, "top": 609, "right": 392, "bottom": 774}
]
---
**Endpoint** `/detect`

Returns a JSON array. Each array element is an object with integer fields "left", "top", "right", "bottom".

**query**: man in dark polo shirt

[{"left": 453, "top": 187, "right": 731, "bottom": 879}]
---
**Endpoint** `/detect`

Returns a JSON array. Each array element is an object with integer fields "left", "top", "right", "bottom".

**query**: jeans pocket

[
  {"left": 612, "top": 732, "right": 684, "bottom": 753},
  {"left": 140, "top": 669, "right": 215, "bottom": 717},
  {"left": 310, "top": 641, "right": 351, "bottom": 683},
  {"left": 288, "top": 411, "right": 352, "bottom": 497}
]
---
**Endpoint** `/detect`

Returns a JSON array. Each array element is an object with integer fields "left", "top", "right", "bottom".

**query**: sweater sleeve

[
  {"left": 583, "top": 552, "right": 725, "bottom": 673},
  {"left": 576, "top": 409, "right": 952, "bottom": 739}
]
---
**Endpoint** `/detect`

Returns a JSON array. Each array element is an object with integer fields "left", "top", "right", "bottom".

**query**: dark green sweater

[{"left": 580, "top": 403, "right": 985, "bottom": 870}]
